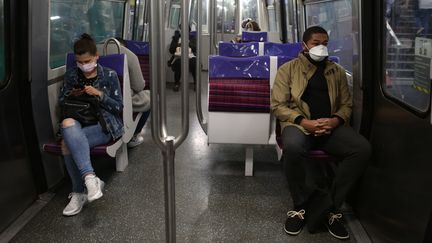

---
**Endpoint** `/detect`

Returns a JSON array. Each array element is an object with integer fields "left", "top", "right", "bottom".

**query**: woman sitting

[{"left": 59, "top": 33, "right": 123, "bottom": 216}]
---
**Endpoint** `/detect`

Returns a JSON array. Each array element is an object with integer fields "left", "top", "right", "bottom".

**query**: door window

[{"left": 383, "top": 0, "right": 431, "bottom": 112}]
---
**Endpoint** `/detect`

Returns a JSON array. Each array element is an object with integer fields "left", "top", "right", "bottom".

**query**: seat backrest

[
  {"left": 241, "top": 31, "right": 268, "bottom": 42},
  {"left": 218, "top": 42, "right": 259, "bottom": 57},
  {"left": 209, "top": 55, "right": 270, "bottom": 79},
  {"left": 125, "top": 40, "right": 150, "bottom": 90},
  {"left": 66, "top": 53, "right": 125, "bottom": 78},
  {"left": 264, "top": 42, "right": 303, "bottom": 57}
]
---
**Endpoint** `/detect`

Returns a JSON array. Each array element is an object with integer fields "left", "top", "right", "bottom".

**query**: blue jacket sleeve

[{"left": 100, "top": 70, "right": 123, "bottom": 115}]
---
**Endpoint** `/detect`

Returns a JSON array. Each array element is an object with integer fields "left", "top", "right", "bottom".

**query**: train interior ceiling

[{"left": 1, "top": 0, "right": 432, "bottom": 242}]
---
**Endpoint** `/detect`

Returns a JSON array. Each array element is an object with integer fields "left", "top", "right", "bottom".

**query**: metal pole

[
  {"left": 150, "top": 1, "right": 191, "bottom": 242},
  {"left": 149, "top": 0, "right": 164, "bottom": 150},
  {"left": 213, "top": 1, "right": 219, "bottom": 51},
  {"left": 158, "top": 0, "right": 168, "bottom": 138},
  {"left": 175, "top": 0, "right": 190, "bottom": 148},
  {"left": 195, "top": 0, "right": 208, "bottom": 134},
  {"left": 162, "top": 136, "right": 176, "bottom": 243}
]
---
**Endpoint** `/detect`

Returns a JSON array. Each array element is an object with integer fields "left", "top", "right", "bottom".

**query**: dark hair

[
  {"left": 247, "top": 21, "right": 261, "bottom": 31},
  {"left": 115, "top": 37, "right": 126, "bottom": 46},
  {"left": 302, "top": 26, "right": 328, "bottom": 43},
  {"left": 73, "top": 33, "right": 97, "bottom": 55}
]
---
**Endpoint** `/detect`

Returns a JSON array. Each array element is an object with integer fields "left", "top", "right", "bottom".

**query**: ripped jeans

[{"left": 62, "top": 119, "right": 111, "bottom": 193}]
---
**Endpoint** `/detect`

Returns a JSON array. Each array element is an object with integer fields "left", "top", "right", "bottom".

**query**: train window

[
  {"left": 242, "top": 0, "right": 258, "bottom": 24},
  {"left": 0, "top": 0, "right": 5, "bottom": 85},
  {"left": 383, "top": 0, "right": 431, "bottom": 112},
  {"left": 217, "top": 0, "right": 236, "bottom": 33},
  {"left": 267, "top": 0, "right": 278, "bottom": 32},
  {"left": 168, "top": 1, "right": 181, "bottom": 29},
  {"left": 49, "top": 0, "right": 125, "bottom": 69},
  {"left": 132, "top": 0, "right": 148, "bottom": 41},
  {"left": 304, "top": 0, "right": 354, "bottom": 73}
]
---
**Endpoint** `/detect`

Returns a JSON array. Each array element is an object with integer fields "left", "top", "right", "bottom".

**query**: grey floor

[{"left": 11, "top": 73, "right": 359, "bottom": 242}]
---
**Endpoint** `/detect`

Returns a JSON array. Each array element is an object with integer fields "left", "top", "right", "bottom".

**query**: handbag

[{"left": 62, "top": 94, "right": 101, "bottom": 126}]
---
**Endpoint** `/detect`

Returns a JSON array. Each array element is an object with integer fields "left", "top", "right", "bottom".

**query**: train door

[{"left": 0, "top": 0, "right": 43, "bottom": 233}]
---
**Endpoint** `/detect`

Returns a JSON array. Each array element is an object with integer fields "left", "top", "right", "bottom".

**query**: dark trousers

[
  {"left": 282, "top": 125, "right": 371, "bottom": 231},
  {"left": 171, "top": 57, "right": 197, "bottom": 85},
  {"left": 134, "top": 110, "right": 151, "bottom": 135}
]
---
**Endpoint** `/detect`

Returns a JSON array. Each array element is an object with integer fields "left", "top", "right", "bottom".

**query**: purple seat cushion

[{"left": 43, "top": 141, "right": 117, "bottom": 157}]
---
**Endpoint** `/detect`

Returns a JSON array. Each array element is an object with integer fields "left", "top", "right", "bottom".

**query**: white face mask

[
  {"left": 304, "top": 42, "right": 329, "bottom": 62},
  {"left": 77, "top": 62, "right": 97, "bottom": 73}
]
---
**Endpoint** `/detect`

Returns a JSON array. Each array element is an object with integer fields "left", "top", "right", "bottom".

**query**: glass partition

[
  {"left": 305, "top": 0, "right": 353, "bottom": 73},
  {"left": 49, "top": 0, "right": 125, "bottom": 69},
  {"left": 0, "top": 0, "right": 5, "bottom": 85},
  {"left": 383, "top": 0, "right": 431, "bottom": 113},
  {"left": 242, "top": 0, "right": 258, "bottom": 23},
  {"left": 217, "top": 0, "right": 236, "bottom": 33}
]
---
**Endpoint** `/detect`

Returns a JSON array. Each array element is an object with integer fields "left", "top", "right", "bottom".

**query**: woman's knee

[{"left": 62, "top": 118, "right": 76, "bottom": 128}]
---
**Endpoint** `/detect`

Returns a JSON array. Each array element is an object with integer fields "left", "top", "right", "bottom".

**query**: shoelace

[
  {"left": 328, "top": 213, "right": 343, "bottom": 225},
  {"left": 287, "top": 209, "right": 305, "bottom": 219}
]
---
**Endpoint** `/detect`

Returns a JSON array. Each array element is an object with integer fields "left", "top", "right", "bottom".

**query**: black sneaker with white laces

[
  {"left": 284, "top": 209, "right": 306, "bottom": 235},
  {"left": 325, "top": 212, "right": 349, "bottom": 240}
]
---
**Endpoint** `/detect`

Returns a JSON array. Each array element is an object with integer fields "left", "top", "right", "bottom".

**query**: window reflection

[
  {"left": 169, "top": 0, "right": 181, "bottom": 29},
  {"left": 242, "top": 0, "right": 258, "bottom": 22},
  {"left": 384, "top": 0, "right": 431, "bottom": 112},
  {"left": 0, "top": 0, "right": 5, "bottom": 84},
  {"left": 49, "top": 0, "right": 124, "bottom": 69},
  {"left": 217, "top": 0, "right": 236, "bottom": 33},
  {"left": 305, "top": 0, "right": 353, "bottom": 73}
]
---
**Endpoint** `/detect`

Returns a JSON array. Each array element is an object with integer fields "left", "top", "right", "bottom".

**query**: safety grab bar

[
  {"left": 386, "top": 20, "right": 402, "bottom": 46},
  {"left": 102, "top": 38, "right": 121, "bottom": 55},
  {"left": 210, "top": 0, "right": 219, "bottom": 52},
  {"left": 196, "top": 0, "right": 207, "bottom": 134},
  {"left": 150, "top": 0, "right": 190, "bottom": 242}
]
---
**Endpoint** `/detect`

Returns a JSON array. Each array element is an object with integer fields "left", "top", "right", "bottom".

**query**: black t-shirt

[
  {"left": 301, "top": 56, "right": 331, "bottom": 120},
  {"left": 77, "top": 69, "right": 98, "bottom": 87}
]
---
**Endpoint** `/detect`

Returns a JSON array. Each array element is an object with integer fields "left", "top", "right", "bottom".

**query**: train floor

[{"left": 11, "top": 73, "right": 364, "bottom": 242}]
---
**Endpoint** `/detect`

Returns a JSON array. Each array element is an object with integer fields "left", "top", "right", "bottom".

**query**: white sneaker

[
  {"left": 63, "top": 192, "right": 87, "bottom": 216},
  {"left": 128, "top": 134, "right": 144, "bottom": 148},
  {"left": 85, "top": 175, "right": 104, "bottom": 202}
]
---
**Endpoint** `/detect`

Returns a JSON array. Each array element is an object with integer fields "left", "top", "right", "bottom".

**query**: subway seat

[
  {"left": 213, "top": 43, "right": 341, "bottom": 174},
  {"left": 241, "top": 31, "right": 268, "bottom": 42},
  {"left": 125, "top": 40, "right": 150, "bottom": 90},
  {"left": 43, "top": 53, "right": 135, "bottom": 172}
]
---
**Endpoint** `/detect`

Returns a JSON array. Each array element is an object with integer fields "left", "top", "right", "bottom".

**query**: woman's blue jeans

[{"left": 62, "top": 120, "right": 111, "bottom": 193}]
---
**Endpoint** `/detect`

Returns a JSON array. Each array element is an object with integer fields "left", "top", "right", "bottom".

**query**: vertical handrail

[
  {"left": 196, "top": 0, "right": 208, "bottom": 134},
  {"left": 158, "top": 0, "right": 168, "bottom": 139},
  {"left": 150, "top": 0, "right": 191, "bottom": 242},
  {"left": 175, "top": 0, "right": 190, "bottom": 148},
  {"left": 211, "top": 0, "right": 219, "bottom": 51},
  {"left": 150, "top": 0, "right": 165, "bottom": 151},
  {"left": 235, "top": 0, "right": 240, "bottom": 35},
  {"left": 221, "top": 0, "right": 225, "bottom": 42}
]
